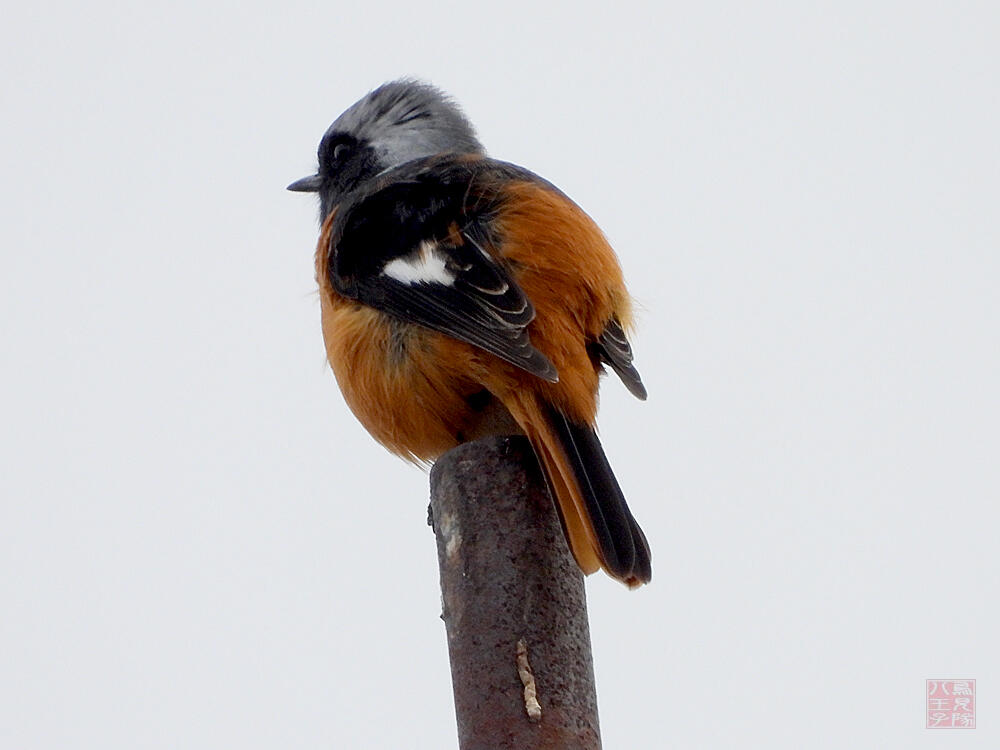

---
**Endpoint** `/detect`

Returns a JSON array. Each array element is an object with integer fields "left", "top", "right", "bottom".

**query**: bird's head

[{"left": 287, "top": 80, "right": 484, "bottom": 221}]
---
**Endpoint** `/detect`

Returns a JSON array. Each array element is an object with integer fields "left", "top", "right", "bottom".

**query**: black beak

[{"left": 286, "top": 174, "right": 322, "bottom": 192}]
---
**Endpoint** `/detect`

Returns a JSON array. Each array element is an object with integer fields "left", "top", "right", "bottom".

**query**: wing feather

[
  {"left": 328, "top": 167, "right": 558, "bottom": 382},
  {"left": 596, "top": 317, "right": 647, "bottom": 400}
]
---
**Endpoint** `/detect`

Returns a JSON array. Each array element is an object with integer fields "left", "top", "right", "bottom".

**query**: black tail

[{"left": 547, "top": 407, "right": 652, "bottom": 587}]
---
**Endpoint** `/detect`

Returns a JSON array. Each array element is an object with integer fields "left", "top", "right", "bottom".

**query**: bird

[{"left": 288, "top": 81, "right": 651, "bottom": 587}]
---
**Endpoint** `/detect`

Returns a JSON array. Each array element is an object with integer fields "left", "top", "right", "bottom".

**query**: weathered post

[{"left": 429, "top": 436, "right": 602, "bottom": 749}]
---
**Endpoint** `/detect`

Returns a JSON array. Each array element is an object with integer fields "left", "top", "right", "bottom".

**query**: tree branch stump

[{"left": 429, "top": 436, "right": 601, "bottom": 750}]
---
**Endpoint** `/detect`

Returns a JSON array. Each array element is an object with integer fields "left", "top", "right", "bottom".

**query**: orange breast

[{"left": 315, "top": 212, "right": 493, "bottom": 461}]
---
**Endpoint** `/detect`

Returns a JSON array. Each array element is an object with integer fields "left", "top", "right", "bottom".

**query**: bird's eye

[{"left": 333, "top": 143, "right": 350, "bottom": 160}]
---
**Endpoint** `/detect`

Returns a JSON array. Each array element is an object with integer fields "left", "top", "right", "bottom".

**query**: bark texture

[{"left": 429, "top": 436, "right": 601, "bottom": 750}]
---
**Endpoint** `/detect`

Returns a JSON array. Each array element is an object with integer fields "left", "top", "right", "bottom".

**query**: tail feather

[
  {"left": 505, "top": 393, "right": 652, "bottom": 587},
  {"left": 547, "top": 407, "right": 652, "bottom": 587},
  {"left": 521, "top": 419, "right": 602, "bottom": 576}
]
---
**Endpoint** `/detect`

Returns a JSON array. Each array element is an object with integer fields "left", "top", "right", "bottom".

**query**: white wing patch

[{"left": 382, "top": 241, "right": 456, "bottom": 286}]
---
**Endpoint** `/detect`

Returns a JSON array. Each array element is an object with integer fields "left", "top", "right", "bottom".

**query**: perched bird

[{"left": 289, "top": 81, "right": 651, "bottom": 587}]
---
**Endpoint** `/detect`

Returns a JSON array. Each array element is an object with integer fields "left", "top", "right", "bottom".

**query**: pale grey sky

[{"left": 2, "top": 1, "right": 998, "bottom": 748}]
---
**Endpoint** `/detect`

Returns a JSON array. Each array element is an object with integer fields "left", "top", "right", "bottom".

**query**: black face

[{"left": 315, "top": 132, "right": 381, "bottom": 220}]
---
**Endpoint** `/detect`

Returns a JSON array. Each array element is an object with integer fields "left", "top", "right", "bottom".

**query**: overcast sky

[{"left": 2, "top": 1, "right": 997, "bottom": 748}]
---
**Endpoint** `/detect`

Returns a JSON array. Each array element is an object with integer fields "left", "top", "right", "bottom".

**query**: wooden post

[{"left": 429, "top": 436, "right": 602, "bottom": 750}]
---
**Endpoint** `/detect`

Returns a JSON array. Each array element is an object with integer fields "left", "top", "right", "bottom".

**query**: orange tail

[{"left": 505, "top": 393, "right": 652, "bottom": 588}]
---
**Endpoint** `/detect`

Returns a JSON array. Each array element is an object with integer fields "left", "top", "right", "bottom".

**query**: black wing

[
  {"left": 596, "top": 317, "right": 647, "bottom": 400},
  {"left": 327, "top": 164, "right": 558, "bottom": 382}
]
